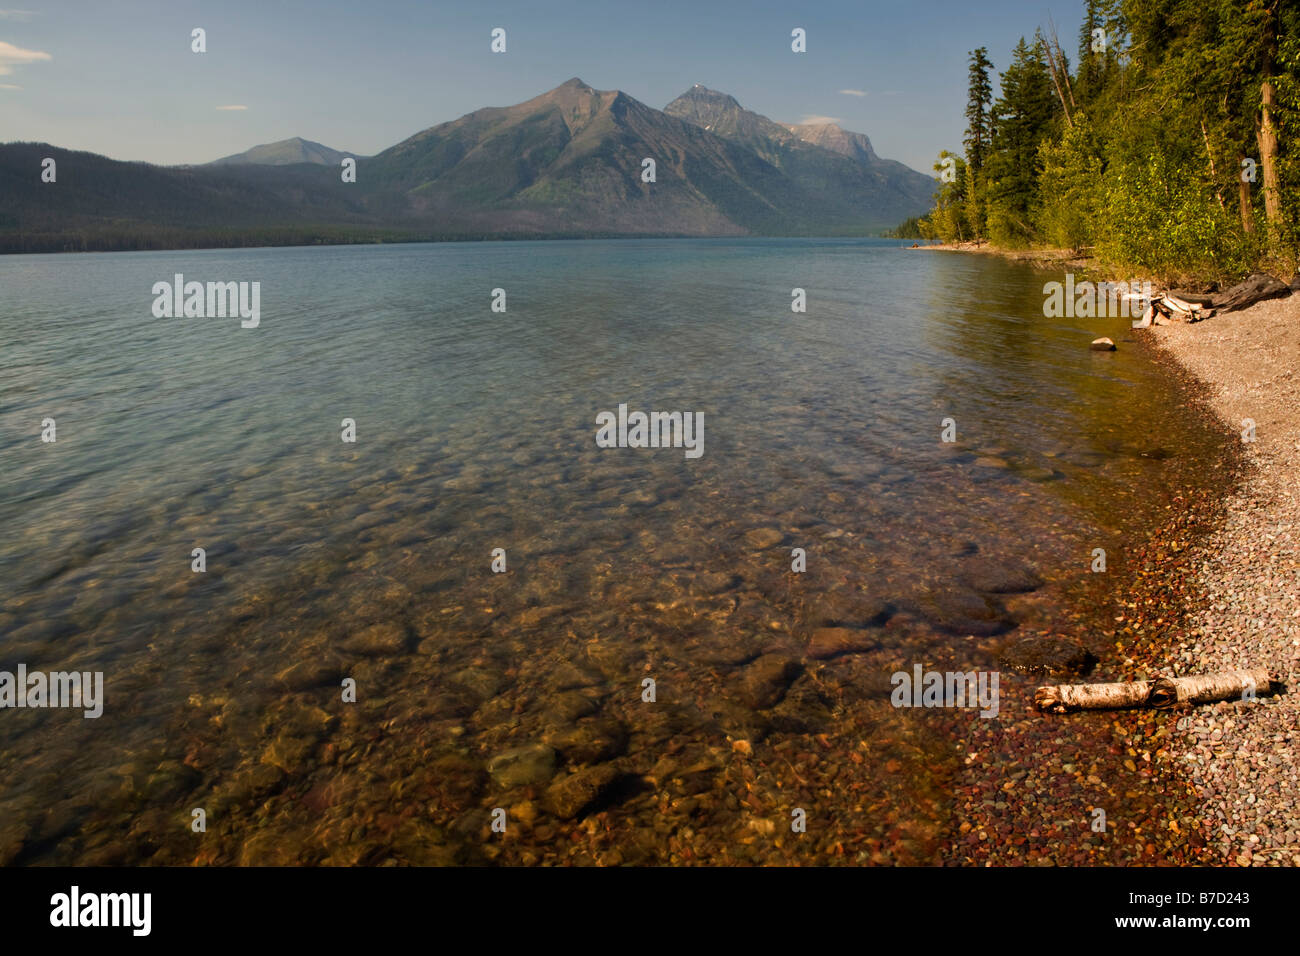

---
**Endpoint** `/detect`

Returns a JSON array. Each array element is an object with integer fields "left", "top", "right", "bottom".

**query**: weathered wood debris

[
  {"left": 1035, "top": 667, "right": 1277, "bottom": 713},
  {"left": 1130, "top": 273, "right": 1292, "bottom": 327}
]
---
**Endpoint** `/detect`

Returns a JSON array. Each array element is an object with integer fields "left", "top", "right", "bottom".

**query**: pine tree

[
  {"left": 962, "top": 48, "right": 994, "bottom": 240},
  {"left": 1076, "top": 0, "right": 1104, "bottom": 101},
  {"left": 984, "top": 38, "right": 1060, "bottom": 245}
]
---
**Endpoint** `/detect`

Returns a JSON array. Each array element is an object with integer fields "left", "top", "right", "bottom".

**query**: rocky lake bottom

[{"left": 0, "top": 239, "right": 1240, "bottom": 865}]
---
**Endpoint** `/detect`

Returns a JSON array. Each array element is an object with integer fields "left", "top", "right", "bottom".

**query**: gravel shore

[{"left": 1149, "top": 292, "right": 1300, "bottom": 867}]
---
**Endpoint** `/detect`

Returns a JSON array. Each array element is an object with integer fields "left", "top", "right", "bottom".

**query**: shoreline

[
  {"left": 932, "top": 241, "right": 1298, "bottom": 865},
  {"left": 944, "top": 329, "right": 1237, "bottom": 866},
  {"left": 910, "top": 240, "right": 1094, "bottom": 272},
  {"left": 1142, "top": 294, "right": 1300, "bottom": 866}
]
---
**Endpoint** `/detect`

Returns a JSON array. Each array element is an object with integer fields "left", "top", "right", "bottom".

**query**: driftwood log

[
  {"left": 1035, "top": 668, "right": 1274, "bottom": 713},
  {"left": 1129, "top": 292, "right": 1216, "bottom": 326},
  {"left": 1129, "top": 274, "right": 1294, "bottom": 328},
  {"left": 1211, "top": 273, "right": 1291, "bottom": 313}
]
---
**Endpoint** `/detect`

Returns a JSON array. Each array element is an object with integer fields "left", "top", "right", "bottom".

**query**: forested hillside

[{"left": 913, "top": 0, "right": 1298, "bottom": 281}]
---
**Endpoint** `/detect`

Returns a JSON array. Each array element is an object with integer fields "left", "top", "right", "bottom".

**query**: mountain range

[{"left": 0, "top": 78, "right": 936, "bottom": 253}]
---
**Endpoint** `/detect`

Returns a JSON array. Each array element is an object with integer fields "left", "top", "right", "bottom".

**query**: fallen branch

[{"left": 1035, "top": 668, "right": 1275, "bottom": 713}]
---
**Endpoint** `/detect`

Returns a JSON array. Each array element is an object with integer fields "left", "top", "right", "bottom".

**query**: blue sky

[{"left": 0, "top": 0, "right": 1089, "bottom": 172}]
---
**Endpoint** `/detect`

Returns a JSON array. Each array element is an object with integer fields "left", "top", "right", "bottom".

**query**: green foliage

[
  {"left": 918, "top": 151, "right": 969, "bottom": 242},
  {"left": 919, "top": 0, "right": 1299, "bottom": 278},
  {"left": 1272, "top": 29, "right": 1300, "bottom": 260},
  {"left": 1035, "top": 113, "right": 1104, "bottom": 252},
  {"left": 1097, "top": 147, "right": 1258, "bottom": 279}
]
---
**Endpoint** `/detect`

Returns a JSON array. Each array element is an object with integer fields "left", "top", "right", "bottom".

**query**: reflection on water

[{"left": 0, "top": 239, "right": 1226, "bottom": 864}]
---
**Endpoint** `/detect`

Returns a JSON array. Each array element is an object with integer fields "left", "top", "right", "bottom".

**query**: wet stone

[
  {"left": 742, "top": 527, "right": 786, "bottom": 549},
  {"left": 342, "top": 622, "right": 410, "bottom": 656},
  {"left": 811, "top": 591, "right": 893, "bottom": 628},
  {"left": 916, "top": 589, "right": 1016, "bottom": 636},
  {"left": 696, "top": 571, "right": 740, "bottom": 594},
  {"left": 736, "top": 654, "right": 803, "bottom": 709},
  {"left": 807, "top": 627, "right": 881, "bottom": 660},
  {"left": 541, "top": 690, "right": 601, "bottom": 724},
  {"left": 998, "top": 635, "right": 1097, "bottom": 676},
  {"left": 959, "top": 559, "right": 1045, "bottom": 594},
  {"left": 274, "top": 656, "right": 344, "bottom": 692},
  {"left": 543, "top": 721, "right": 628, "bottom": 765},
  {"left": 487, "top": 744, "right": 558, "bottom": 789},
  {"left": 545, "top": 764, "right": 622, "bottom": 819}
]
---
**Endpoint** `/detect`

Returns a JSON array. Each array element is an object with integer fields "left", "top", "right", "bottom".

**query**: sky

[{"left": 0, "top": 0, "right": 1090, "bottom": 173}]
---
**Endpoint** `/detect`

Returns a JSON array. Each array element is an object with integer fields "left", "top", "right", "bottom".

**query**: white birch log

[{"left": 1035, "top": 668, "right": 1274, "bottom": 713}]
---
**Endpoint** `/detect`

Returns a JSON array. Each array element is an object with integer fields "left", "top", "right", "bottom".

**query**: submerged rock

[
  {"left": 342, "top": 622, "right": 410, "bottom": 656},
  {"left": 736, "top": 654, "right": 803, "bottom": 709},
  {"left": 487, "top": 744, "right": 558, "bottom": 788},
  {"left": 274, "top": 656, "right": 344, "bottom": 692},
  {"left": 545, "top": 764, "right": 622, "bottom": 819},
  {"left": 742, "top": 527, "right": 786, "bottom": 549},
  {"left": 959, "top": 560, "right": 1044, "bottom": 594},
  {"left": 543, "top": 721, "right": 628, "bottom": 764},
  {"left": 807, "top": 626, "right": 880, "bottom": 660},
  {"left": 998, "top": 634, "right": 1097, "bottom": 676},
  {"left": 916, "top": 589, "right": 1016, "bottom": 637},
  {"left": 768, "top": 676, "right": 834, "bottom": 733},
  {"left": 810, "top": 592, "right": 892, "bottom": 628}
]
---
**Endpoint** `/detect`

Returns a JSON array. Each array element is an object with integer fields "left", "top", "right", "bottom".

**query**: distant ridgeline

[
  {"left": 906, "top": 0, "right": 1300, "bottom": 279},
  {"left": 0, "top": 79, "right": 937, "bottom": 253}
]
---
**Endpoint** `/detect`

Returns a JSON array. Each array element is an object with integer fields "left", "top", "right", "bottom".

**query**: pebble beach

[{"left": 1149, "top": 292, "right": 1300, "bottom": 867}]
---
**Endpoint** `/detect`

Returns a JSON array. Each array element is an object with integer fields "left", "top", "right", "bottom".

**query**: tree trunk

[
  {"left": 1257, "top": 78, "right": 1282, "bottom": 230},
  {"left": 1038, "top": 33, "right": 1072, "bottom": 124},
  {"left": 1239, "top": 155, "right": 1255, "bottom": 234}
]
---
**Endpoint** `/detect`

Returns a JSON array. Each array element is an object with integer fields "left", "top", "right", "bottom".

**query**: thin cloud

[
  {"left": 0, "top": 82, "right": 21, "bottom": 89},
  {"left": 216, "top": 104, "right": 248, "bottom": 111},
  {"left": 838, "top": 89, "right": 868, "bottom": 97},
  {"left": 799, "top": 114, "right": 841, "bottom": 126},
  {"left": 0, "top": 9, "right": 38, "bottom": 20},
  {"left": 0, "top": 39, "right": 51, "bottom": 75}
]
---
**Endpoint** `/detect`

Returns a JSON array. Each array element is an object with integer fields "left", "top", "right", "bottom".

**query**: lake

[{"left": 0, "top": 238, "right": 1227, "bottom": 864}]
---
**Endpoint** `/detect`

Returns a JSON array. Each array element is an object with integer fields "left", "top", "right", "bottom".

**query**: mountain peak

[
  {"left": 673, "top": 85, "right": 742, "bottom": 109},
  {"left": 782, "top": 122, "right": 877, "bottom": 163},
  {"left": 664, "top": 86, "right": 796, "bottom": 152},
  {"left": 206, "top": 136, "right": 353, "bottom": 166}
]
